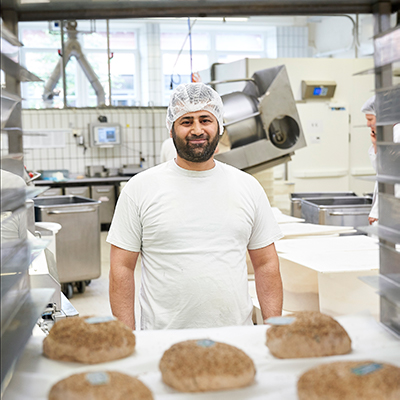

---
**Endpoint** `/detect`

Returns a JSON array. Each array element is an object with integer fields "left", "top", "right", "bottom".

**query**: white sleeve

[
  {"left": 106, "top": 189, "right": 142, "bottom": 252},
  {"left": 368, "top": 144, "right": 377, "bottom": 172},
  {"left": 248, "top": 188, "right": 283, "bottom": 250},
  {"left": 369, "top": 181, "right": 379, "bottom": 219}
]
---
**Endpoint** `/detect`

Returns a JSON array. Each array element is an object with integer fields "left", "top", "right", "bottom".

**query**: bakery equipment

[
  {"left": 301, "top": 196, "right": 372, "bottom": 227},
  {"left": 119, "top": 164, "right": 145, "bottom": 175},
  {"left": 290, "top": 191, "right": 357, "bottom": 218},
  {"left": 42, "top": 21, "right": 105, "bottom": 107},
  {"left": 90, "top": 185, "right": 116, "bottom": 225},
  {"left": 33, "top": 195, "right": 101, "bottom": 299},
  {"left": 86, "top": 165, "right": 106, "bottom": 178},
  {"left": 213, "top": 65, "right": 307, "bottom": 173}
]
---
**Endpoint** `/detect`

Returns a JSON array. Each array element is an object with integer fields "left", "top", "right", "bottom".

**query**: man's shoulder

[
  {"left": 124, "top": 162, "right": 172, "bottom": 189},
  {"left": 216, "top": 161, "right": 259, "bottom": 183}
]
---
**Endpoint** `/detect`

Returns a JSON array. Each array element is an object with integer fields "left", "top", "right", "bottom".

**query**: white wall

[{"left": 20, "top": 107, "right": 168, "bottom": 176}]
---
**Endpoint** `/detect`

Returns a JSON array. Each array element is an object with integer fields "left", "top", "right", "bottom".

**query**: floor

[{"left": 68, "top": 231, "right": 142, "bottom": 327}]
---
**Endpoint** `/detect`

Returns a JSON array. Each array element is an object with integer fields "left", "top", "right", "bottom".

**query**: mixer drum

[
  {"left": 268, "top": 115, "right": 300, "bottom": 149},
  {"left": 221, "top": 91, "right": 265, "bottom": 149}
]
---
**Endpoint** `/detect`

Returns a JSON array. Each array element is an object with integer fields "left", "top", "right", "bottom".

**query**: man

[
  {"left": 361, "top": 95, "right": 379, "bottom": 224},
  {"left": 107, "top": 82, "right": 283, "bottom": 330}
]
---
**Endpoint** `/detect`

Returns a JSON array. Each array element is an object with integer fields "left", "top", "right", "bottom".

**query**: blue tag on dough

[
  {"left": 265, "top": 317, "right": 296, "bottom": 325},
  {"left": 85, "top": 316, "right": 116, "bottom": 324},
  {"left": 351, "top": 363, "right": 383, "bottom": 376},
  {"left": 196, "top": 339, "right": 216, "bottom": 348},
  {"left": 85, "top": 372, "right": 110, "bottom": 386}
]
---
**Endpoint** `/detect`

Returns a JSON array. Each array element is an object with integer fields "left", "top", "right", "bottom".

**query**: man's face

[
  {"left": 171, "top": 110, "right": 219, "bottom": 163},
  {"left": 365, "top": 114, "right": 376, "bottom": 135}
]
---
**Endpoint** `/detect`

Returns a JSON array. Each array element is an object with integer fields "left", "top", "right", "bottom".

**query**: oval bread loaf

[
  {"left": 297, "top": 360, "right": 400, "bottom": 400},
  {"left": 48, "top": 371, "right": 153, "bottom": 400},
  {"left": 159, "top": 339, "right": 256, "bottom": 392},
  {"left": 266, "top": 311, "right": 351, "bottom": 358},
  {"left": 43, "top": 316, "right": 135, "bottom": 364}
]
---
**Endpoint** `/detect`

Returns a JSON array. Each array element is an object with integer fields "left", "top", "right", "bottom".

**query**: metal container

[
  {"left": 301, "top": 196, "right": 372, "bottom": 227},
  {"left": 91, "top": 185, "right": 116, "bottom": 224},
  {"left": 65, "top": 186, "right": 90, "bottom": 198},
  {"left": 37, "top": 187, "right": 63, "bottom": 197},
  {"left": 290, "top": 192, "right": 357, "bottom": 218},
  {"left": 33, "top": 196, "right": 101, "bottom": 284},
  {"left": 86, "top": 165, "right": 105, "bottom": 177}
]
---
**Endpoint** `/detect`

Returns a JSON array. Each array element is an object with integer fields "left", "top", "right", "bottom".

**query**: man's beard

[{"left": 171, "top": 127, "right": 219, "bottom": 163}]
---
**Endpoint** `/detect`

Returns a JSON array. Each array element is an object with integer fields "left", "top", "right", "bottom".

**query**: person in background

[
  {"left": 361, "top": 95, "right": 400, "bottom": 224},
  {"left": 160, "top": 137, "right": 177, "bottom": 163},
  {"left": 107, "top": 82, "right": 283, "bottom": 330},
  {"left": 361, "top": 95, "right": 379, "bottom": 224}
]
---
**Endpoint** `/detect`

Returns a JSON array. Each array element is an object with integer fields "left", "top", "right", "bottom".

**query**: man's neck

[{"left": 174, "top": 155, "right": 215, "bottom": 171}]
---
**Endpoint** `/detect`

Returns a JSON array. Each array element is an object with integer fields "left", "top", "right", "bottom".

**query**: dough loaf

[
  {"left": 297, "top": 360, "right": 400, "bottom": 400},
  {"left": 266, "top": 311, "right": 351, "bottom": 358},
  {"left": 49, "top": 371, "right": 153, "bottom": 400},
  {"left": 43, "top": 316, "right": 135, "bottom": 364},
  {"left": 159, "top": 339, "right": 256, "bottom": 392}
]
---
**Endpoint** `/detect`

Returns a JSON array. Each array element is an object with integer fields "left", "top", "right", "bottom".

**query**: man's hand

[
  {"left": 109, "top": 245, "right": 139, "bottom": 330},
  {"left": 368, "top": 217, "right": 378, "bottom": 225}
]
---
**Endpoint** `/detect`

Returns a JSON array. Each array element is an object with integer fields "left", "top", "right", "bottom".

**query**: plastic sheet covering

[
  {"left": 3, "top": 315, "right": 400, "bottom": 400},
  {"left": 377, "top": 143, "right": 400, "bottom": 184},
  {"left": 373, "top": 26, "right": 400, "bottom": 68},
  {"left": 375, "top": 85, "right": 400, "bottom": 126}
]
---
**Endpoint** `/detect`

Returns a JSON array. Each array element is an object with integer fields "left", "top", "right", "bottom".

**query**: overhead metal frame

[{"left": 1, "top": 0, "right": 400, "bottom": 22}]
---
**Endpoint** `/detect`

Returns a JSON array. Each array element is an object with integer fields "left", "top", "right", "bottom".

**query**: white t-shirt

[{"left": 107, "top": 160, "right": 283, "bottom": 330}]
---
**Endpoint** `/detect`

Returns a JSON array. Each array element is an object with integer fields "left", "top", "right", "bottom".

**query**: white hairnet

[
  {"left": 361, "top": 95, "right": 376, "bottom": 115},
  {"left": 166, "top": 83, "right": 224, "bottom": 135}
]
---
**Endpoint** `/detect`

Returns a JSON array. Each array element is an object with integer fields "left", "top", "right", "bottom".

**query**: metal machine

[
  {"left": 213, "top": 65, "right": 307, "bottom": 173},
  {"left": 42, "top": 21, "right": 105, "bottom": 107}
]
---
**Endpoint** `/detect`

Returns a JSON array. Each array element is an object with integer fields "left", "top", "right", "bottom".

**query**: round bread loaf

[
  {"left": 43, "top": 316, "right": 135, "bottom": 364},
  {"left": 48, "top": 371, "right": 153, "bottom": 400},
  {"left": 266, "top": 311, "right": 351, "bottom": 358},
  {"left": 159, "top": 339, "right": 256, "bottom": 392},
  {"left": 297, "top": 360, "right": 400, "bottom": 400}
]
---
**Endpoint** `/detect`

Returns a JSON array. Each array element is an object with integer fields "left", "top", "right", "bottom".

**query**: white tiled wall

[
  {"left": 276, "top": 26, "right": 308, "bottom": 57},
  {"left": 21, "top": 107, "right": 168, "bottom": 175}
]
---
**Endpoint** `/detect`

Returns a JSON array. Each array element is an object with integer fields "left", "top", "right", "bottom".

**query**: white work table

[
  {"left": 278, "top": 222, "right": 356, "bottom": 239},
  {"left": 3, "top": 315, "right": 400, "bottom": 400},
  {"left": 274, "top": 235, "right": 380, "bottom": 317}
]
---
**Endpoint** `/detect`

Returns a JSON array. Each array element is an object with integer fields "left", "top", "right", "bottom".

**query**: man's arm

[
  {"left": 248, "top": 243, "right": 283, "bottom": 321},
  {"left": 109, "top": 244, "right": 140, "bottom": 330}
]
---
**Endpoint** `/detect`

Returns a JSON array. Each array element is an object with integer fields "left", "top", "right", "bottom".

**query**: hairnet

[
  {"left": 361, "top": 95, "right": 376, "bottom": 115},
  {"left": 166, "top": 83, "right": 224, "bottom": 135}
]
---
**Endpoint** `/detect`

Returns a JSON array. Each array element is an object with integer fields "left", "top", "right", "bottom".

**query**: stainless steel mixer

[{"left": 213, "top": 65, "right": 307, "bottom": 173}]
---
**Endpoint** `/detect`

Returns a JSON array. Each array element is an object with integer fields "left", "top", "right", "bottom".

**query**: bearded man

[{"left": 107, "top": 83, "right": 283, "bottom": 330}]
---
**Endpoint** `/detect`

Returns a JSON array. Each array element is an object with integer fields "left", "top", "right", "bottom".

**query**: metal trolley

[{"left": 34, "top": 195, "right": 101, "bottom": 298}]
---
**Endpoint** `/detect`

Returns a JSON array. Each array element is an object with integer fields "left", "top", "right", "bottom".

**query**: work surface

[{"left": 4, "top": 315, "right": 400, "bottom": 400}]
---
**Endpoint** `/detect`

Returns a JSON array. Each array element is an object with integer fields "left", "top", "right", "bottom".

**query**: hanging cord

[
  {"left": 188, "top": 17, "right": 193, "bottom": 82},
  {"left": 169, "top": 18, "right": 197, "bottom": 89}
]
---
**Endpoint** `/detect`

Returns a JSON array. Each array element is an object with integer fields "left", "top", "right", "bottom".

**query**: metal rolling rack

[
  {"left": 359, "top": 5, "right": 400, "bottom": 336},
  {"left": 1, "top": 22, "right": 54, "bottom": 394}
]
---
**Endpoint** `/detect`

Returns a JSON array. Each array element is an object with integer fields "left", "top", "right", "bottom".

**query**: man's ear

[{"left": 169, "top": 131, "right": 173, "bottom": 138}]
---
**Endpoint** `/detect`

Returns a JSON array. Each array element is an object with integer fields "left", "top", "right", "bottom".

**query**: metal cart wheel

[
  {"left": 76, "top": 281, "right": 86, "bottom": 294},
  {"left": 62, "top": 283, "right": 74, "bottom": 299}
]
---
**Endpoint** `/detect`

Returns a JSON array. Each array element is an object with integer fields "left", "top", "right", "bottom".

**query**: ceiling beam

[{"left": 2, "top": 1, "right": 400, "bottom": 22}]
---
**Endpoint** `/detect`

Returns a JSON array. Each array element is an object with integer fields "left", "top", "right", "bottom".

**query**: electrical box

[
  {"left": 89, "top": 122, "right": 121, "bottom": 148},
  {"left": 301, "top": 81, "right": 336, "bottom": 99}
]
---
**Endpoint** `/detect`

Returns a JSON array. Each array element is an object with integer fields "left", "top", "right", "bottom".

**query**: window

[
  {"left": 19, "top": 21, "right": 139, "bottom": 108},
  {"left": 160, "top": 21, "right": 277, "bottom": 104}
]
